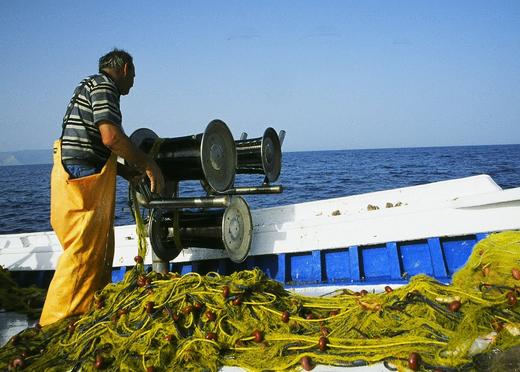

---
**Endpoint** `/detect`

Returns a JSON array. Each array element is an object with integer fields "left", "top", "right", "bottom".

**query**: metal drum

[
  {"left": 148, "top": 197, "right": 252, "bottom": 263},
  {"left": 130, "top": 119, "right": 237, "bottom": 193},
  {"left": 235, "top": 127, "right": 282, "bottom": 183}
]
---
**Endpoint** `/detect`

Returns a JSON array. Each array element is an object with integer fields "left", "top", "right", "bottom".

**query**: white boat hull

[{"left": 1, "top": 174, "right": 519, "bottom": 286}]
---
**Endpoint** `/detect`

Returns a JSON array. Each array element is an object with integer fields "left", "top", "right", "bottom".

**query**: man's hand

[
  {"left": 143, "top": 158, "right": 164, "bottom": 195},
  {"left": 99, "top": 122, "right": 165, "bottom": 194}
]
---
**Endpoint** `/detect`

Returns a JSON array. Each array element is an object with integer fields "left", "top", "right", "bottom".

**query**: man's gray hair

[{"left": 99, "top": 48, "right": 133, "bottom": 72}]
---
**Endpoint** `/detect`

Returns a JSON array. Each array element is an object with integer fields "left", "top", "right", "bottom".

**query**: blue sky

[{"left": 1, "top": 1, "right": 519, "bottom": 152}]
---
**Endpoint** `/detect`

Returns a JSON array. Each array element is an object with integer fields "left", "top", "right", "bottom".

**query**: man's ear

[{"left": 123, "top": 63, "right": 129, "bottom": 76}]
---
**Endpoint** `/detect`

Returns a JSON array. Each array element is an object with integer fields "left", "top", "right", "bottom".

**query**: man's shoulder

[
  {"left": 84, "top": 74, "right": 119, "bottom": 98},
  {"left": 86, "top": 73, "right": 116, "bottom": 87}
]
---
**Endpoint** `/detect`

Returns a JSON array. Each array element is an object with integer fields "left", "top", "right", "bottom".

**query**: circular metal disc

[
  {"left": 200, "top": 120, "right": 236, "bottom": 192},
  {"left": 261, "top": 127, "right": 282, "bottom": 182},
  {"left": 221, "top": 196, "right": 252, "bottom": 263},
  {"left": 148, "top": 209, "right": 183, "bottom": 262},
  {"left": 128, "top": 128, "right": 159, "bottom": 200},
  {"left": 129, "top": 128, "right": 159, "bottom": 150}
]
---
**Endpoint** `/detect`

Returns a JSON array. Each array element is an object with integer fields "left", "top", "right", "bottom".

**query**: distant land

[{"left": 0, "top": 149, "right": 52, "bottom": 166}]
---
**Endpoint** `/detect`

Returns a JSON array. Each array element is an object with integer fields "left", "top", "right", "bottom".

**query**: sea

[{"left": 0, "top": 144, "right": 519, "bottom": 235}]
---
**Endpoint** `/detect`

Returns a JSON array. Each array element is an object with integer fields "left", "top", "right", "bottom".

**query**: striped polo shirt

[{"left": 61, "top": 73, "right": 122, "bottom": 167}]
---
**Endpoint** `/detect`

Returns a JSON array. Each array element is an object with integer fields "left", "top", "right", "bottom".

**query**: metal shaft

[
  {"left": 152, "top": 251, "right": 169, "bottom": 273},
  {"left": 148, "top": 196, "right": 231, "bottom": 209},
  {"left": 218, "top": 185, "right": 283, "bottom": 195}
]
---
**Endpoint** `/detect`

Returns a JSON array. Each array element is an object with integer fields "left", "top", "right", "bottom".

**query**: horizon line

[{"left": 1, "top": 142, "right": 519, "bottom": 155}]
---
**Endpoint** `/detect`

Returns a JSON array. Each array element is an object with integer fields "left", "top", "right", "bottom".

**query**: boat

[
  {"left": 2, "top": 174, "right": 519, "bottom": 291},
  {"left": 1, "top": 174, "right": 520, "bottom": 370}
]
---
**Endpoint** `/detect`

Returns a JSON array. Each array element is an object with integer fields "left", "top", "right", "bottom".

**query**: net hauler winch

[
  {"left": 201, "top": 127, "right": 285, "bottom": 195},
  {"left": 149, "top": 196, "right": 252, "bottom": 262},
  {"left": 236, "top": 127, "right": 283, "bottom": 183},
  {"left": 131, "top": 119, "right": 236, "bottom": 193},
  {"left": 128, "top": 119, "right": 284, "bottom": 264}
]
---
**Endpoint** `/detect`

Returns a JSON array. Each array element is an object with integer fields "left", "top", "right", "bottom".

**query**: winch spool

[
  {"left": 235, "top": 127, "right": 282, "bottom": 183},
  {"left": 130, "top": 119, "right": 236, "bottom": 193},
  {"left": 148, "top": 196, "right": 252, "bottom": 262},
  {"left": 128, "top": 121, "right": 284, "bottom": 263}
]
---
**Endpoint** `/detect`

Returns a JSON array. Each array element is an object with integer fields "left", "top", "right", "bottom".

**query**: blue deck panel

[
  {"left": 111, "top": 266, "right": 127, "bottom": 282},
  {"left": 349, "top": 246, "right": 361, "bottom": 281},
  {"left": 12, "top": 233, "right": 487, "bottom": 289},
  {"left": 322, "top": 248, "right": 350, "bottom": 282},
  {"left": 386, "top": 242, "right": 402, "bottom": 280},
  {"left": 442, "top": 236, "right": 476, "bottom": 275},
  {"left": 275, "top": 253, "right": 287, "bottom": 283},
  {"left": 252, "top": 254, "right": 279, "bottom": 280},
  {"left": 287, "top": 250, "right": 321, "bottom": 284},
  {"left": 360, "top": 244, "right": 390, "bottom": 282},
  {"left": 428, "top": 238, "right": 448, "bottom": 279},
  {"left": 400, "top": 240, "right": 433, "bottom": 277},
  {"left": 476, "top": 232, "right": 489, "bottom": 241}
]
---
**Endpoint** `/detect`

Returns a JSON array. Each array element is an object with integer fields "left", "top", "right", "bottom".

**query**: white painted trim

[{"left": 1, "top": 175, "right": 519, "bottom": 271}]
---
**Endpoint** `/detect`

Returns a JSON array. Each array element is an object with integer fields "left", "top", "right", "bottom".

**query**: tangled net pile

[
  {"left": 0, "top": 266, "right": 45, "bottom": 319},
  {"left": 1, "top": 231, "right": 520, "bottom": 371}
]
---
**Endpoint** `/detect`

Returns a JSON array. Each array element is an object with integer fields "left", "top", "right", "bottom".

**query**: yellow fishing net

[
  {"left": 0, "top": 266, "right": 45, "bottom": 319},
  {"left": 1, "top": 231, "right": 519, "bottom": 371}
]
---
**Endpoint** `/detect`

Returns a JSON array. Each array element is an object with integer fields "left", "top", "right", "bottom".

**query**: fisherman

[{"left": 40, "top": 48, "right": 165, "bottom": 326}]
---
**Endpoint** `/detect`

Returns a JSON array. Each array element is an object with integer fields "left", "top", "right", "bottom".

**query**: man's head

[{"left": 99, "top": 48, "right": 135, "bottom": 95}]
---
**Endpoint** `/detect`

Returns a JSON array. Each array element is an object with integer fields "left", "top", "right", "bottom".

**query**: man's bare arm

[{"left": 98, "top": 122, "right": 165, "bottom": 194}]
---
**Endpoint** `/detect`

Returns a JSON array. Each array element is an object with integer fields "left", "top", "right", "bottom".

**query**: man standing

[{"left": 40, "top": 49, "right": 164, "bottom": 326}]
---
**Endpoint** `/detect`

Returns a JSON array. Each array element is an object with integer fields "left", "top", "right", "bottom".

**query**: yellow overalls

[{"left": 40, "top": 140, "right": 117, "bottom": 326}]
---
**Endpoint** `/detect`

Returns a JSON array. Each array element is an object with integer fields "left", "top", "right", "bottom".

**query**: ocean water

[{"left": 0, "top": 144, "right": 519, "bottom": 234}]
